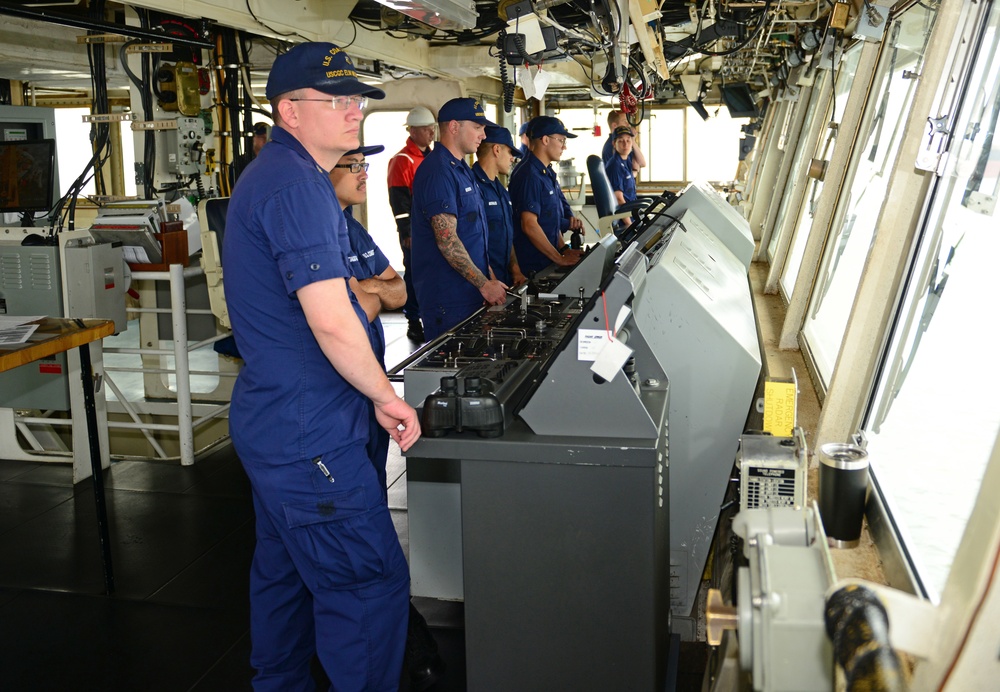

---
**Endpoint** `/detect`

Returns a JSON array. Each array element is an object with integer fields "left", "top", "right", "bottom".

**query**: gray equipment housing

[
  {"left": 668, "top": 181, "right": 755, "bottom": 268},
  {"left": 0, "top": 243, "right": 69, "bottom": 409},
  {"left": 732, "top": 507, "right": 836, "bottom": 691},
  {"left": 630, "top": 209, "right": 762, "bottom": 636},
  {"left": 405, "top": 258, "right": 671, "bottom": 690}
]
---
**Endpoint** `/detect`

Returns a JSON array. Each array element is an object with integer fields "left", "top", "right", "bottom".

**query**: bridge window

[
  {"left": 804, "top": 2, "right": 939, "bottom": 386},
  {"left": 780, "top": 42, "right": 862, "bottom": 300},
  {"left": 554, "top": 105, "right": 745, "bottom": 187},
  {"left": 863, "top": 0, "right": 1000, "bottom": 600}
]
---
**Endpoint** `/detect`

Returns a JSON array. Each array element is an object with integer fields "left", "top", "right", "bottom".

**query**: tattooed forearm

[{"left": 431, "top": 213, "right": 487, "bottom": 288}]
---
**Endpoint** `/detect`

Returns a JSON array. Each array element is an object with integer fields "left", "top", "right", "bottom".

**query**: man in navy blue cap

[
  {"left": 331, "top": 144, "right": 446, "bottom": 691},
  {"left": 509, "top": 115, "right": 584, "bottom": 275},
  {"left": 411, "top": 97, "right": 508, "bottom": 341},
  {"left": 473, "top": 125, "right": 525, "bottom": 287},
  {"left": 224, "top": 41, "right": 419, "bottom": 692},
  {"left": 329, "top": 144, "right": 405, "bottom": 485},
  {"left": 518, "top": 121, "right": 531, "bottom": 158}
]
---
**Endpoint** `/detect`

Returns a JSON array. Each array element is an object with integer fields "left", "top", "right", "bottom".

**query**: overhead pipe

[{"left": 0, "top": 2, "right": 213, "bottom": 49}]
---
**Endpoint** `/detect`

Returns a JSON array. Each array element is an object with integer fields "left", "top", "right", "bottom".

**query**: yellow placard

[{"left": 762, "top": 380, "right": 797, "bottom": 437}]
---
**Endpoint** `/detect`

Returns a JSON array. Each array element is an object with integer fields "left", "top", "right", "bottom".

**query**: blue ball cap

[
  {"left": 437, "top": 97, "right": 497, "bottom": 127},
  {"left": 266, "top": 42, "right": 386, "bottom": 101},
  {"left": 343, "top": 144, "right": 385, "bottom": 157},
  {"left": 528, "top": 115, "right": 576, "bottom": 139},
  {"left": 518, "top": 122, "right": 530, "bottom": 136},
  {"left": 613, "top": 125, "right": 634, "bottom": 140},
  {"left": 482, "top": 126, "right": 521, "bottom": 158}
]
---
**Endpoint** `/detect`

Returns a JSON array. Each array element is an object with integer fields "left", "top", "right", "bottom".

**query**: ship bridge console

[{"left": 396, "top": 184, "right": 762, "bottom": 689}]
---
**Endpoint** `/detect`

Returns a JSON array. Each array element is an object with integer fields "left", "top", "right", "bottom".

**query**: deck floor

[{"left": 0, "top": 311, "right": 706, "bottom": 691}]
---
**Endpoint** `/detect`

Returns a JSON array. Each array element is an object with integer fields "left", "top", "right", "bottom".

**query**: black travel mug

[{"left": 818, "top": 443, "right": 870, "bottom": 548}]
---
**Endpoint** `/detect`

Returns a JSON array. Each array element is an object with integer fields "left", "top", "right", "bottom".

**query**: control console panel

[{"left": 403, "top": 293, "right": 585, "bottom": 435}]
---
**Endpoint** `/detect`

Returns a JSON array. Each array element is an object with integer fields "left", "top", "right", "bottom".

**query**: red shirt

[{"left": 387, "top": 137, "right": 428, "bottom": 190}]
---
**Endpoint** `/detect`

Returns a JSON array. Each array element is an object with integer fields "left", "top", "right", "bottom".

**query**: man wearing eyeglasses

[
  {"left": 509, "top": 115, "right": 584, "bottom": 276},
  {"left": 410, "top": 97, "right": 508, "bottom": 341},
  {"left": 329, "top": 144, "right": 405, "bottom": 485},
  {"left": 329, "top": 144, "right": 446, "bottom": 692},
  {"left": 223, "top": 42, "right": 419, "bottom": 692}
]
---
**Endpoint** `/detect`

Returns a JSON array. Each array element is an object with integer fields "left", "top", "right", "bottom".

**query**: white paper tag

[
  {"left": 533, "top": 69, "right": 552, "bottom": 101},
  {"left": 590, "top": 338, "right": 633, "bottom": 382},
  {"left": 577, "top": 329, "right": 610, "bottom": 361},
  {"left": 518, "top": 66, "right": 536, "bottom": 100}
]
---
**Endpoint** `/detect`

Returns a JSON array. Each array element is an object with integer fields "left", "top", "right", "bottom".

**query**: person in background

[
  {"left": 605, "top": 125, "right": 638, "bottom": 209},
  {"left": 387, "top": 106, "right": 437, "bottom": 343},
  {"left": 223, "top": 41, "right": 419, "bottom": 691},
  {"left": 328, "top": 144, "right": 405, "bottom": 489},
  {"left": 601, "top": 109, "right": 646, "bottom": 178},
  {"left": 251, "top": 122, "right": 271, "bottom": 156},
  {"left": 518, "top": 121, "right": 531, "bottom": 158},
  {"left": 473, "top": 125, "right": 525, "bottom": 287},
  {"left": 329, "top": 144, "right": 445, "bottom": 692},
  {"left": 509, "top": 115, "right": 583, "bottom": 276},
  {"left": 411, "top": 97, "right": 507, "bottom": 341}
]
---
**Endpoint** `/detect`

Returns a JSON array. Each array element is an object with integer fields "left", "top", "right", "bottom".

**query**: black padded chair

[{"left": 586, "top": 155, "right": 649, "bottom": 236}]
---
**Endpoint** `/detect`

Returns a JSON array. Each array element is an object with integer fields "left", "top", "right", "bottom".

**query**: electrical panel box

[
  {"left": 63, "top": 241, "right": 127, "bottom": 333},
  {"left": 162, "top": 117, "right": 204, "bottom": 176},
  {"left": 0, "top": 243, "right": 70, "bottom": 410},
  {"left": 739, "top": 431, "right": 808, "bottom": 511}
]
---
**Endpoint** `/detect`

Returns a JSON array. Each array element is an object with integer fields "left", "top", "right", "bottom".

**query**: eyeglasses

[
  {"left": 548, "top": 135, "right": 567, "bottom": 146},
  {"left": 289, "top": 95, "right": 368, "bottom": 111},
  {"left": 334, "top": 162, "right": 369, "bottom": 174}
]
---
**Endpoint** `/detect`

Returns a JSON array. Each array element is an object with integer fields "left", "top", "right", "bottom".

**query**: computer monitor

[
  {"left": 721, "top": 83, "right": 760, "bottom": 119},
  {"left": 0, "top": 139, "right": 56, "bottom": 214}
]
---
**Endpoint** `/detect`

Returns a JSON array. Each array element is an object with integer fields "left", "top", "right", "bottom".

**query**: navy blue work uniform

[
  {"left": 605, "top": 154, "right": 637, "bottom": 204},
  {"left": 411, "top": 145, "right": 491, "bottom": 341},
  {"left": 509, "top": 150, "right": 572, "bottom": 275},
  {"left": 602, "top": 133, "right": 637, "bottom": 170},
  {"left": 345, "top": 207, "right": 392, "bottom": 498},
  {"left": 472, "top": 161, "right": 514, "bottom": 286},
  {"left": 224, "top": 126, "right": 408, "bottom": 692}
]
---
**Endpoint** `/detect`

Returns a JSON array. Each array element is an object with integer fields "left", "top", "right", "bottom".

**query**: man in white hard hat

[{"left": 387, "top": 106, "right": 436, "bottom": 342}]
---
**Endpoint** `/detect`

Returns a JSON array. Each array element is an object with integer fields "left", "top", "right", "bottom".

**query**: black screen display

[{"left": 0, "top": 139, "right": 56, "bottom": 214}]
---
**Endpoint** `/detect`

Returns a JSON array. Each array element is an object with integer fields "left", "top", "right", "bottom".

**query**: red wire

[
  {"left": 601, "top": 291, "right": 614, "bottom": 340},
  {"left": 938, "top": 533, "right": 1000, "bottom": 689}
]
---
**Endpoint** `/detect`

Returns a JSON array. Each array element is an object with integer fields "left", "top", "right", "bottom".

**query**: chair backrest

[
  {"left": 202, "top": 197, "right": 230, "bottom": 261},
  {"left": 586, "top": 155, "right": 617, "bottom": 219},
  {"left": 198, "top": 197, "right": 231, "bottom": 329}
]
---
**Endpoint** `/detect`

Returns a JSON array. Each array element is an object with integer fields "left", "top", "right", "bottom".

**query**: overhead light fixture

[{"left": 372, "top": 0, "right": 478, "bottom": 31}]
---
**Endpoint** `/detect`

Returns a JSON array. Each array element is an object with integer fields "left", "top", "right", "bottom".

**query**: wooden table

[{"left": 0, "top": 318, "right": 116, "bottom": 594}]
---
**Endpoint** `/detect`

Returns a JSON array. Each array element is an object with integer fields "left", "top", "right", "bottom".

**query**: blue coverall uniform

[
  {"left": 602, "top": 133, "right": 638, "bottom": 169},
  {"left": 411, "top": 145, "right": 491, "bottom": 341},
  {"left": 345, "top": 208, "right": 391, "bottom": 498},
  {"left": 509, "top": 150, "right": 573, "bottom": 275},
  {"left": 472, "top": 161, "right": 514, "bottom": 286},
  {"left": 605, "top": 154, "right": 637, "bottom": 204},
  {"left": 224, "top": 126, "right": 409, "bottom": 692}
]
